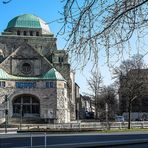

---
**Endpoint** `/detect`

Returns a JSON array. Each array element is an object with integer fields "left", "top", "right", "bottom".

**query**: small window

[
  {"left": 2, "top": 81, "right": 5, "bottom": 87},
  {"left": 46, "top": 82, "right": 49, "bottom": 88},
  {"left": 58, "top": 57, "right": 64, "bottom": 63},
  {"left": 24, "top": 31, "right": 27, "bottom": 36},
  {"left": 48, "top": 55, "right": 52, "bottom": 63},
  {"left": 50, "top": 82, "right": 54, "bottom": 88},
  {"left": 36, "top": 32, "right": 39, "bottom": 36},
  {"left": 17, "top": 31, "right": 20, "bottom": 35},
  {"left": 0, "top": 81, "right": 5, "bottom": 88},
  {"left": 30, "top": 31, "right": 33, "bottom": 36},
  {"left": 46, "top": 82, "right": 54, "bottom": 88}
]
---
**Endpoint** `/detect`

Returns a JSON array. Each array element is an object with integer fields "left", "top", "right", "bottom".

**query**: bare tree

[
  {"left": 119, "top": 69, "right": 144, "bottom": 129},
  {"left": 98, "top": 86, "right": 117, "bottom": 121},
  {"left": 114, "top": 54, "right": 146, "bottom": 129},
  {"left": 60, "top": 0, "right": 148, "bottom": 68},
  {"left": 87, "top": 70, "right": 102, "bottom": 119},
  {"left": 114, "top": 54, "right": 146, "bottom": 77},
  {"left": 87, "top": 69, "right": 118, "bottom": 121},
  {"left": 2, "top": 0, "right": 147, "bottom": 68}
]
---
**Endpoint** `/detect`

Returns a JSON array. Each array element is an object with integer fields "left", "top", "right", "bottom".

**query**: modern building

[{"left": 0, "top": 14, "right": 76, "bottom": 123}]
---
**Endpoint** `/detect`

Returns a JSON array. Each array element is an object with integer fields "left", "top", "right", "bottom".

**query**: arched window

[
  {"left": 23, "top": 31, "right": 27, "bottom": 36},
  {"left": 30, "top": 31, "right": 33, "bottom": 36},
  {"left": 36, "top": 31, "right": 39, "bottom": 36},
  {"left": 13, "top": 95, "right": 40, "bottom": 117},
  {"left": 17, "top": 31, "right": 20, "bottom": 35},
  {"left": 58, "top": 57, "right": 64, "bottom": 63}
]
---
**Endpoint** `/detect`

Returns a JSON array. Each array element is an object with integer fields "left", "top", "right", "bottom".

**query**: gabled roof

[
  {"left": 0, "top": 68, "right": 65, "bottom": 81},
  {"left": 0, "top": 42, "right": 53, "bottom": 74}
]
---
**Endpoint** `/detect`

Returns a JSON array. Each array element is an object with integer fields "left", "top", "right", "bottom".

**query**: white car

[{"left": 115, "top": 116, "right": 125, "bottom": 122}]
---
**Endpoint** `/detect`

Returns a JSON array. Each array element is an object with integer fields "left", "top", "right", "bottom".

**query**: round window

[{"left": 21, "top": 63, "right": 32, "bottom": 74}]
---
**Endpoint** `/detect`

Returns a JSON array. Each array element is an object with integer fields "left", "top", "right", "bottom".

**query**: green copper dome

[
  {"left": 43, "top": 68, "right": 66, "bottom": 81},
  {"left": 5, "top": 14, "right": 51, "bottom": 34}
]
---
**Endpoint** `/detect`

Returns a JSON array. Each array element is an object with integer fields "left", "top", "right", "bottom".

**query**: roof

[
  {"left": 5, "top": 14, "right": 51, "bottom": 35},
  {"left": 43, "top": 68, "right": 65, "bottom": 81},
  {"left": 0, "top": 68, "right": 65, "bottom": 81}
]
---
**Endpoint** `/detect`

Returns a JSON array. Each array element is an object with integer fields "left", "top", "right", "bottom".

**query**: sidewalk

[{"left": 0, "top": 128, "right": 18, "bottom": 134}]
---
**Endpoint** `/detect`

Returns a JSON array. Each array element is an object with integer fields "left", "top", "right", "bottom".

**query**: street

[{"left": 1, "top": 132, "right": 148, "bottom": 148}]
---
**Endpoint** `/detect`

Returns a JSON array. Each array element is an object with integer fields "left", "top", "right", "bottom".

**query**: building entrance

[{"left": 13, "top": 94, "right": 40, "bottom": 117}]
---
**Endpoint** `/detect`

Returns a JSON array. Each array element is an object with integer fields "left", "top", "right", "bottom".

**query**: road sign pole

[
  {"left": 5, "top": 95, "right": 8, "bottom": 133},
  {"left": 44, "top": 132, "right": 47, "bottom": 148},
  {"left": 30, "top": 133, "right": 32, "bottom": 147}
]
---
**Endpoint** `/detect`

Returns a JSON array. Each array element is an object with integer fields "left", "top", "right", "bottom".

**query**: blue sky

[{"left": 0, "top": 0, "right": 147, "bottom": 94}]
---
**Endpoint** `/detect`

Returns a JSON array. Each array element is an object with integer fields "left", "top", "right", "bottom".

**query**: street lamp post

[
  {"left": 5, "top": 95, "right": 8, "bottom": 133},
  {"left": 128, "top": 96, "right": 137, "bottom": 129},
  {"left": 77, "top": 102, "right": 79, "bottom": 121},
  {"left": 20, "top": 104, "right": 23, "bottom": 130},
  {"left": 105, "top": 103, "right": 109, "bottom": 130}
]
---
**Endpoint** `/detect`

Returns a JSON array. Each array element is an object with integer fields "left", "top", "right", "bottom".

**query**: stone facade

[{"left": 0, "top": 14, "right": 76, "bottom": 123}]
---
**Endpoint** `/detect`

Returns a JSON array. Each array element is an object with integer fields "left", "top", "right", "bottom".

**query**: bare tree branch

[
  {"left": 2, "top": 0, "right": 12, "bottom": 4},
  {"left": 60, "top": 0, "right": 148, "bottom": 68}
]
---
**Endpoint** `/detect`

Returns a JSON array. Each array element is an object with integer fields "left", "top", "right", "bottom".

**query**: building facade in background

[
  {"left": 119, "top": 69, "right": 148, "bottom": 121},
  {"left": 0, "top": 14, "right": 76, "bottom": 123}
]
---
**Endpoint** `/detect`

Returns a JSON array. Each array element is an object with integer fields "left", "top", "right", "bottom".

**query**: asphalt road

[{"left": 1, "top": 132, "right": 148, "bottom": 148}]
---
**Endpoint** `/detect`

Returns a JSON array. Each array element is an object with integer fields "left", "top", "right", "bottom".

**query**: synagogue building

[{"left": 0, "top": 14, "right": 76, "bottom": 123}]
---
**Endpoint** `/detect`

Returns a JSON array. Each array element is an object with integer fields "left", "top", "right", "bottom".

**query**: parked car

[{"left": 115, "top": 116, "right": 125, "bottom": 122}]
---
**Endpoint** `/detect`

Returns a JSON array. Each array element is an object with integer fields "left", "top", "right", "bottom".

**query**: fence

[
  {"left": 1, "top": 121, "right": 148, "bottom": 133},
  {"left": 13, "top": 121, "right": 148, "bottom": 131}
]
